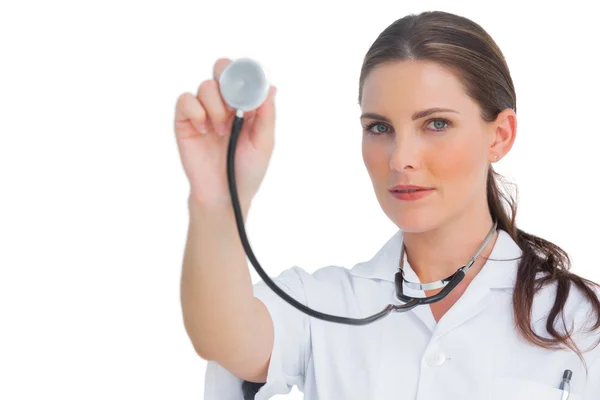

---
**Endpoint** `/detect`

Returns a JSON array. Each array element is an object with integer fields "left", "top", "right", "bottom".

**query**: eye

[
  {"left": 362, "top": 118, "right": 452, "bottom": 136},
  {"left": 426, "top": 118, "right": 451, "bottom": 132},
  {"left": 362, "top": 122, "right": 390, "bottom": 135}
]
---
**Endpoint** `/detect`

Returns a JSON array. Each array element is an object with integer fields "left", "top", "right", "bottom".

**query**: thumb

[{"left": 249, "top": 85, "right": 277, "bottom": 149}]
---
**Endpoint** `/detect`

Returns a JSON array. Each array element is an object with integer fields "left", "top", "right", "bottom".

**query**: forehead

[{"left": 361, "top": 60, "right": 471, "bottom": 111}]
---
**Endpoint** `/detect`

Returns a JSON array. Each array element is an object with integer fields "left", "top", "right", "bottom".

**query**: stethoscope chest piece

[{"left": 219, "top": 57, "right": 270, "bottom": 113}]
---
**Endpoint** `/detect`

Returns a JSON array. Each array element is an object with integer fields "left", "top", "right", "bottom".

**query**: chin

[{"left": 387, "top": 209, "right": 441, "bottom": 233}]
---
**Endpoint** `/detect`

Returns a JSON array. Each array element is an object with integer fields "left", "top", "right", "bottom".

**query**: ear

[{"left": 488, "top": 108, "right": 516, "bottom": 163}]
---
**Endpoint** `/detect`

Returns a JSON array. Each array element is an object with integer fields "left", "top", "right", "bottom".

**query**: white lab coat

[{"left": 203, "top": 228, "right": 600, "bottom": 399}]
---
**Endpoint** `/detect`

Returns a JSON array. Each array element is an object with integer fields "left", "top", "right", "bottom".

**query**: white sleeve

[
  {"left": 203, "top": 266, "right": 312, "bottom": 400},
  {"left": 582, "top": 351, "right": 600, "bottom": 399},
  {"left": 580, "top": 286, "right": 600, "bottom": 399}
]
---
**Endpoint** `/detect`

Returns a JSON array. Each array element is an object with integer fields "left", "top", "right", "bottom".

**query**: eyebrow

[{"left": 360, "top": 107, "right": 460, "bottom": 122}]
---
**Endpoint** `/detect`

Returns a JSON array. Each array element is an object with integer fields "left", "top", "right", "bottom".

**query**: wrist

[{"left": 188, "top": 195, "right": 251, "bottom": 217}]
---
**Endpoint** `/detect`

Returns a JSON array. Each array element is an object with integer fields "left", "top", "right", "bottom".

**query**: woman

[{"left": 175, "top": 10, "right": 600, "bottom": 399}]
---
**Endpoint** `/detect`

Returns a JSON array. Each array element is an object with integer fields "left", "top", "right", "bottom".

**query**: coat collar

[{"left": 349, "top": 228, "right": 523, "bottom": 291}]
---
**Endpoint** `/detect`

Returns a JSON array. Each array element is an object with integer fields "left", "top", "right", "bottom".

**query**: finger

[
  {"left": 213, "top": 57, "right": 233, "bottom": 85},
  {"left": 249, "top": 85, "right": 277, "bottom": 149},
  {"left": 174, "top": 92, "right": 208, "bottom": 137},
  {"left": 213, "top": 57, "right": 237, "bottom": 117},
  {"left": 196, "top": 80, "right": 232, "bottom": 137}
]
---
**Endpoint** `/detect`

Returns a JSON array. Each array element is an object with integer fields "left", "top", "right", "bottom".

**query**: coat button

[
  {"left": 426, "top": 343, "right": 447, "bottom": 366},
  {"left": 427, "top": 351, "right": 446, "bottom": 366}
]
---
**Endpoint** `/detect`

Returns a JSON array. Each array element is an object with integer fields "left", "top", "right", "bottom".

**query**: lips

[
  {"left": 390, "top": 188, "right": 434, "bottom": 200},
  {"left": 389, "top": 184, "right": 434, "bottom": 192}
]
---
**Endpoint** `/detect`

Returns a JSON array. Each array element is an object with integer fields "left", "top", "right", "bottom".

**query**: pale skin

[{"left": 360, "top": 60, "right": 517, "bottom": 323}]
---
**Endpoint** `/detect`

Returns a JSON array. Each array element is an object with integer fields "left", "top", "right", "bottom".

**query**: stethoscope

[{"left": 218, "top": 57, "right": 499, "bottom": 326}]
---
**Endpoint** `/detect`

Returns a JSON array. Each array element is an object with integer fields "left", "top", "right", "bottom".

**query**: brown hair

[{"left": 358, "top": 10, "right": 600, "bottom": 374}]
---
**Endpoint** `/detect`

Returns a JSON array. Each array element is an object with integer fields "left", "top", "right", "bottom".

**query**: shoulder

[
  {"left": 251, "top": 265, "right": 358, "bottom": 303},
  {"left": 532, "top": 277, "right": 600, "bottom": 322},
  {"left": 253, "top": 264, "right": 385, "bottom": 317},
  {"left": 531, "top": 277, "right": 600, "bottom": 352},
  {"left": 260, "top": 264, "right": 357, "bottom": 286}
]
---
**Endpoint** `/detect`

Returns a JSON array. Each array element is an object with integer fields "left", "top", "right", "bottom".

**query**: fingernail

[{"left": 271, "top": 87, "right": 277, "bottom": 103}]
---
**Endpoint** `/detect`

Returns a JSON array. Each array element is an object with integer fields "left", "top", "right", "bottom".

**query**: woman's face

[{"left": 361, "top": 60, "right": 513, "bottom": 232}]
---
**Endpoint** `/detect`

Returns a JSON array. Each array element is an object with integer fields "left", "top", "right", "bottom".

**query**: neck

[{"left": 402, "top": 206, "right": 498, "bottom": 284}]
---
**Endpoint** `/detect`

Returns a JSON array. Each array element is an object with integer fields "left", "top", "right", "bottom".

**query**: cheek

[
  {"left": 362, "top": 141, "right": 387, "bottom": 175},
  {"left": 428, "top": 136, "right": 485, "bottom": 190}
]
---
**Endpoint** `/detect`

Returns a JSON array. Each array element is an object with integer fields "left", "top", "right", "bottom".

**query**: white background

[{"left": 1, "top": 0, "right": 599, "bottom": 399}]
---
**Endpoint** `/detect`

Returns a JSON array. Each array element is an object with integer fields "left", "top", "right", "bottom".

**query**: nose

[{"left": 389, "top": 134, "right": 420, "bottom": 171}]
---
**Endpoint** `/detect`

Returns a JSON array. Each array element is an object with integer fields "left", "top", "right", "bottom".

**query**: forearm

[{"left": 180, "top": 195, "right": 257, "bottom": 360}]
